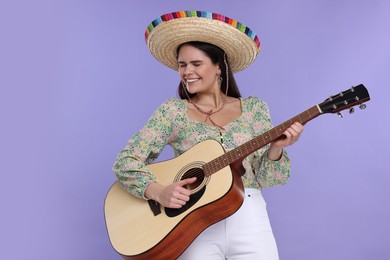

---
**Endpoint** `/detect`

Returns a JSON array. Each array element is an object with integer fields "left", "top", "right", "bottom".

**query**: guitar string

[{"left": 184, "top": 168, "right": 206, "bottom": 179}]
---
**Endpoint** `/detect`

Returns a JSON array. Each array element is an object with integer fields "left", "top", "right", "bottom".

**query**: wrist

[
  {"left": 144, "top": 182, "right": 162, "bottom": 201},
  {"left": 267, "top": 145, "right": 283, "bottom": 161}
]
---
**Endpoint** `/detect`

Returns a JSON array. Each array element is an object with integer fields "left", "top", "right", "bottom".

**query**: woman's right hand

[{"left": 144, "top": 177, "right": 197, "bottom": 208}]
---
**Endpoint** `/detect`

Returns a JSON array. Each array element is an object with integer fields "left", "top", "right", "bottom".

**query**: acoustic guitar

[{"left": 104, "top": 84, "right": 370, "bottom": 259}]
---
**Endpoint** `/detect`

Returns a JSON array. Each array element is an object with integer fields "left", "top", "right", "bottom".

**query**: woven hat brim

[{"left": 146, "top": 15, "right": 260, "bottom": 72}]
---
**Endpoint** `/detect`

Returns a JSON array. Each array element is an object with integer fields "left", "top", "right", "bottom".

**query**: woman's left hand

[{"left": 267, "top": 122, "right": 304, "bottom": 160}]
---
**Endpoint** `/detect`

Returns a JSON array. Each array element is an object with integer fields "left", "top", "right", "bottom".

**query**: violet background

[{"left": 1, "top": 0, "right": 389, "bottom": 259}]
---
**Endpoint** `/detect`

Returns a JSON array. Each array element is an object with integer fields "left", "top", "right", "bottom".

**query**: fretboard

[{"left": 203, "top": 105, "right": 321, "bottom": 176}]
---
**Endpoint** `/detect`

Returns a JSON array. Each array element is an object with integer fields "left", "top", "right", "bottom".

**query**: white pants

[{"left": 178, "top": 188, "right": 279, "bottom": 260}]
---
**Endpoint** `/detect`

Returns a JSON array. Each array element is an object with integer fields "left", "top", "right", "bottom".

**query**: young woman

[{"left": 113, "top": 11, "right": 303, "bottom": 259}]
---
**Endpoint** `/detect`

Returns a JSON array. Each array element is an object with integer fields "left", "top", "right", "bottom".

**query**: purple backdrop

[{"left": 2, "top": 0, "right": 389, "bottom": 259}]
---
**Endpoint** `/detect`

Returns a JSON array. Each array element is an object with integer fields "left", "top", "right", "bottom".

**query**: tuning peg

[
  {"left": 359, "top": 104, "right": 367, "bottom": 110},
  {"left": 337, "top": 112, "right": 344, "bottom": 118},
  {"left": 349, "top": 107, "right": 355, "bottom": 114}
]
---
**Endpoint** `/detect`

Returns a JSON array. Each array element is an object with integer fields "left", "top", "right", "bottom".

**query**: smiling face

[{"left": 177, "top": 44, "right": 221, "bottom": 95}]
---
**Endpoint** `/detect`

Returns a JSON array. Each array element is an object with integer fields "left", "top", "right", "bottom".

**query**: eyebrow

[{"left": 177, "top": 59, "right": 204, "bottom": 64}]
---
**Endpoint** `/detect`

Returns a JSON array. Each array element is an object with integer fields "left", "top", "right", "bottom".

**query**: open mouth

[{"left": 186, "top": 78, "right": 200, "bottom": 84}]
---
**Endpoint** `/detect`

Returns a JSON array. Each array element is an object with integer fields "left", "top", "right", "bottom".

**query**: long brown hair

[{"left": 176, "top": 41, "right": 241, "bottom": 99}]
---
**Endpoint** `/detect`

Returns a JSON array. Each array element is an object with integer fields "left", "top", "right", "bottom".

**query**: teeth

[{"left": 186, "top": 79, "right": 198, "bottom": 83}]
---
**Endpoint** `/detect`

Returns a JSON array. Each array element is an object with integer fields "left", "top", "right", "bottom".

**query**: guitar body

[{"left": 104, "top": 139, "right": 245, "bottom": 259}]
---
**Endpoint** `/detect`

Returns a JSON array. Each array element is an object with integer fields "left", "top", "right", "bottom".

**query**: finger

[
  {"left": 174, "top": 197, "right": 188, "bottom": 206},
  {"left": 179, "top": 177, "right": 197, "bottom": 185},
  {"left": 286, "top": 128, "right": 298, "bottom": 138},
  {"left": 173, "top": 190, "right": 190, "bottom": 202},
  {"left": 169, "top": 201, "right": 184, "bottom": 209},
  {"left": 178, "top": 177, "right": 197, "bottom": 192},
  {"left": 286, "top": 127, "right": 302, "bottom": 144},
  {"left": 283, "top": 129, "right": 292, "bottom": 139},
  {"left": 291, "top": 122, "right": 304, "bottom": 133},
  {"left": 166, "top": 194, "right": 185, "bottom": 207},
  {"left": 281, "top": 129, "right": 297, "bottom": 146},
  {"left": 179, "top": 195, "right": 190, "bottom": 202},
  {"left": 176, "top": 189, "right": 191, "bottom": 199},
  {"left": 170, "top": 193, "right": 190, "bottom": 208},
  {"left": 287, "top": 124, "right": 302, "bottom": 137}
]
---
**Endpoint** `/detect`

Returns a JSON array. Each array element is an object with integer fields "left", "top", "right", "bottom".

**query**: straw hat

[{"left": 145, "top": 11, "right": 260, "bottom": 72}]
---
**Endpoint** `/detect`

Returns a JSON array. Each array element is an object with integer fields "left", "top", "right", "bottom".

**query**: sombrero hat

[{"left": 145, "top": 11, "right": 261, "bottom": 72}]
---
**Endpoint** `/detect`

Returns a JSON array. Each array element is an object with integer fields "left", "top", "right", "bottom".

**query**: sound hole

[
  {"left": 182, "top": 167, "right": 205, "bottom": 193},
  {"left": 165, "top": 165, "right": 208, "bottom": 218}
]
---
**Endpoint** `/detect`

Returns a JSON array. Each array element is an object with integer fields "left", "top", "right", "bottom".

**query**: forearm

[{"left": 267, "top": 143, "right": 283, "bottom": 161}]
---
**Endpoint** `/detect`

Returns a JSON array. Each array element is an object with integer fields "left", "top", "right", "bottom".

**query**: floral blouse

[{"left": 113, "top": 96, "right": 290, "bottom": 199}]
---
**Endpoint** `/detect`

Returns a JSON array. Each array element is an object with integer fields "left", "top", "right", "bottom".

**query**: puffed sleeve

[
  {"left": 250, "top": 97, "right": 291, "bottom": 187},
  {"left": 113, "top": 99, "right": 175, "bottom": 199}
]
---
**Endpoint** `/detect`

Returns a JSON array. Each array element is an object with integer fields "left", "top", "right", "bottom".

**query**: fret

[
  {"left": 236, "top": 150, "right": 242, "bottom": 159},
  {"left": 299, "top": 111, "right": 308, "bottom": 123},
  {"left": 274, "top": 125, "right": 284, "bottom": 136},
  {"left": 244, "top": 142, "right": 252, "bottom": 154},
  {"left": 249, "top": 139, "right": 260, "bottom": 153},
  {"left": 225, "top": 151, "right": 234, "bottom": 164},
  {"left": 207, "top": 162, "right": 215, "bottom": 174},
  {"left": 241, "top": 144, "right": 248, "bottom": 155},
  {"left": 203, "top": 163, "right": 211, "bottom": 177},
  {"left": 256, "top": 135, "right": 267, "bottom": 148}
]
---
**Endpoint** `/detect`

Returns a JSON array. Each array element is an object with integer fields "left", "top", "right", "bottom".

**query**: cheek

[{"left": 204, "top": 72, "right": 217, "bottom": 83}]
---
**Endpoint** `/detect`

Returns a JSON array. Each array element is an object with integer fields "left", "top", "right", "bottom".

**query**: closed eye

[{"left": 178, "top": 60, "right": 203, "bottom": 68}]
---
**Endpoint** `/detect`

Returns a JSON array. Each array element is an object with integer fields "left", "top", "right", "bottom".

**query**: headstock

[{"left": 319, "top": 84, "right": 370, "bottom": 116}]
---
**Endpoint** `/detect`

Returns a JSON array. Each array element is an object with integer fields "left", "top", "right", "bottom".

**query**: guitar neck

[{"left": 204, "top": 105, "right": 321, "bottom": 176}]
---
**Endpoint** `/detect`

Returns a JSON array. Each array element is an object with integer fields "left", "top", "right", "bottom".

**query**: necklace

[{"left": 189, "top": 98, "right": 225, "bottom": 130}]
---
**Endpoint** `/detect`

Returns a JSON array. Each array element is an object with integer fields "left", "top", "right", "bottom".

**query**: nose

[{"left": 183, "top": 65, "right": 193, "bottom": 76}]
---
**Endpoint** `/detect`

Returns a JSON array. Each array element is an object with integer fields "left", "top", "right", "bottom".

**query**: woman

[{"left": 113, "top": 11, "right": 303, "bottom": 259}]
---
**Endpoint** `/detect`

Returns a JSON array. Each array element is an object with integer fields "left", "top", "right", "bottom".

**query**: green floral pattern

[{"left": 113, "top": 96, "right": 290, "bottom": 199}]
